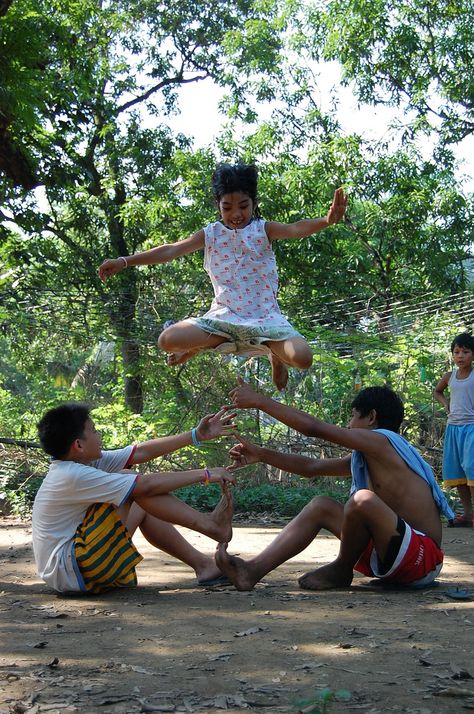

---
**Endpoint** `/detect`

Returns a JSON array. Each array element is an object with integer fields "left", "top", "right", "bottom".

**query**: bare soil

[{"left": 0, "top": 516, "right": 472, "bottom": 714}]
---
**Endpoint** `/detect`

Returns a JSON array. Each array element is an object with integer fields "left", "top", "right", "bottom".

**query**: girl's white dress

[{"left": 187, "top": 218, "right": 301, "bottom": 354}]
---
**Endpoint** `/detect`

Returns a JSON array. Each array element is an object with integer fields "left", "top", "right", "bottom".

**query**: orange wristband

[{"left": 203, "top": 467, "right": 211, "bottom": 485}]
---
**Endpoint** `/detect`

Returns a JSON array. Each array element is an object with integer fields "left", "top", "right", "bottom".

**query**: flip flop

[
  {"left": 197, "top": 575, "right": 231, "bottom": 587},
  {"left": 446, "top": 587, "right": 471, "bottom": 600},
  {"left": 447, "top": 515, "right": 473, "bottom": 528}
]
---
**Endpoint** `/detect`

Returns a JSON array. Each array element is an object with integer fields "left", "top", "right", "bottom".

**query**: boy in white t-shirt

[{"left": 32, "top": 402, "right": 235, "bottom": 593}]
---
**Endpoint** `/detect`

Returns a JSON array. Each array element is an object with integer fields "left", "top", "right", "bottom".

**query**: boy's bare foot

[
  {"left": 269, "top": 354, "right": 289, "bottom": 390},
  {"left": 298, "top": 562, "right": 353, "bottom": 591},
  {"left": 215, "top": 543, "right": 259, "bottom": 591},
  {"left": 209, "top": 483, "right": 234, "bottom": 543},
  {"left": 195, "top": 560, "right": 226, "bottom": 584}
]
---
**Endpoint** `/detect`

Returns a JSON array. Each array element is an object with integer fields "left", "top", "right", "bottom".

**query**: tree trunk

[
  {"left": 106, "top": 273, "right": 144, "bottom": 413},
  {"left": 122, "top": 337, "right": 144, "bottom": 414}
]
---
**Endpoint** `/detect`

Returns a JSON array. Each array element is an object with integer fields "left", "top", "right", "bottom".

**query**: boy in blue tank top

[{"left": 434, "top": 332, "right": 474, "bottom": 527}]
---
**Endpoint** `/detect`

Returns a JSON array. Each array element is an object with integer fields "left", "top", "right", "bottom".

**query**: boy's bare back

[{"left": 358, "top": 431, "right": 442, "bottom": 545}]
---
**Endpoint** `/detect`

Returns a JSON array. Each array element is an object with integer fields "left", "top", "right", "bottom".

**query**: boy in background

[{"left": 434, "top": 331, "right": 474, "bottom": 527}]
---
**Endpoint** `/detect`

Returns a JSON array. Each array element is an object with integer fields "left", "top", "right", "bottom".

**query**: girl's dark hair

[
  {"left": 37, "top": 402, "right": 91, "bottom": 459},
  {"left": 212, "top": 163, "right": 261, "bottom": 217},
  {"left": 351, "top": 386, "right": 404, "bottom": 433},
  {"left": 450, "top": 332, "right": 474, "bottom": 353}
]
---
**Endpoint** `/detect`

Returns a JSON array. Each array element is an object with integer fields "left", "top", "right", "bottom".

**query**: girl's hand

[
  {"left": 98, "top": 257, "right": 126, "bottom": 282},
  {"left": 196, "top": 408, "right": 237, "bottom": 442},
  {"left": 228, "top": 434, "right": 261, "bottom": 471},
  {"left": 326, "top": 188, "right": 347, "bottom": 226},
  {"left": 207, "top": 467, "right": 236, "bottom": 486},
  {"left": 229, "top": 377, "right": 262, "bottom": 409}
]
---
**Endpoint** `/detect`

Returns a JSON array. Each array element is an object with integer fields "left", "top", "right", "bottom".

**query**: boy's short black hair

[
  {"left": 450, "top": 332, "right": 474, "bottom": 353},
  {"left": 212, "top": 163, "right": 259, "bottom": 207},
  {"left": 351, "top": 386, "right": 404, "bottom": 433},
  {"left": 37, "top": 402, "right": 91, "bottom": 459}
]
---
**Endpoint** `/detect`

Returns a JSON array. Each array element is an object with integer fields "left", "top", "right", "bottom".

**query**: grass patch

[{"left": 176, "top": 480, "right": 349, "bottom": 517}]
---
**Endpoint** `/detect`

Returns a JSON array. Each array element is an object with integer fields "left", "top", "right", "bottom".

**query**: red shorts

[{"left": 355, "top": 522, "right": 444, "bottom": 587}]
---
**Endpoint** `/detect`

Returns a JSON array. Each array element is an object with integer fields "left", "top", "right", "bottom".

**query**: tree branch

[{"left": 116, "top": 72, "right": 209, "bottom": 114}]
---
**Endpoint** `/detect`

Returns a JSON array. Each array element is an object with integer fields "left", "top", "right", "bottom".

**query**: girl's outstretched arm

[
  {"left": 98, "top": 229, "right": 205, "bottom": 281},
  {"left": 265, "top": 188, "right": 347, "bottom": 242}
]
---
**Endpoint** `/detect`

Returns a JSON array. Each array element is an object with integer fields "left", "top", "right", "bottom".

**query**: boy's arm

[
  {"left": 228, "top": 434, "right": 352, "bottom": 478},
  {"left": 229, "top": 378, "right": 386, "bottom": 454},
  {"left": 132, "top": 467, "right": 234, "bottom": 497},
  {"left": 433, "top": 372, "right": 451, "bottom": 412},
  {"left": 98, "top": 229, "right": 205, "bottom": 281},
  {"left": 130, "top": 408, "right": 236, "bottom": 464},
  {"left": 265, "top": 188, "right": 347, "bottom": 241}
]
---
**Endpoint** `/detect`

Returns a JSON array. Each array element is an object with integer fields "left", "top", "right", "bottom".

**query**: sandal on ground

[{"left": 447, "top": 515, "right": 473, "bottom": 528}]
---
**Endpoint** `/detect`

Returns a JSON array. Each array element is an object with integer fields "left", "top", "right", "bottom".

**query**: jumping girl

[{"left": 98, "top": 163, "right": 347, "bottom": 389}]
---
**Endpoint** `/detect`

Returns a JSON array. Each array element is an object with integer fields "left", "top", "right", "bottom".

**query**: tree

[
  {"left": 301, "top": 0, "right": 474, "bottom": 144},
  {"left": 214, "top": 98, "right": 473, "bottom": 334},
  {"left": 0, "top": 0, "right": 286, "bottom": 411}
]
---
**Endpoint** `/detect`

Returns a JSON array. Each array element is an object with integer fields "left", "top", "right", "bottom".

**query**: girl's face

[{"left": 218, "top": 191, "right": 254, "bottom": 230}]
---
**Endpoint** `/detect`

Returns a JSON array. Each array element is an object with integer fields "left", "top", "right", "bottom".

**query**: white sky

[
  {"left": 26, "top": 61, "right": 473, "bottom": 220},
  {"left": 168, "top": 66, "right": 474, "bottom": 193}
]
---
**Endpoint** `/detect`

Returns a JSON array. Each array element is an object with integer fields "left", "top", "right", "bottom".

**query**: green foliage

[
  {"left": 1, "top": 1, "right": 473, "bottom": 523},
  {"left": 176, "top": 481, "right": 348, "bottom": 516},
  {"left": 0, "top": 0, "right": 288, "bottom": 411},
  {"left": 300, "top": 0, "right": 474, "bottom": 144},
  {"left": 294, "top": 687, "right": 351, "bottom": 714},
  {"left": 0, "top": 445, "right": 47, "bottom": 517}
]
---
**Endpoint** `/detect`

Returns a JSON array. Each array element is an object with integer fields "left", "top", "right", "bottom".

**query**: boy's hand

[
  {"left": 98, "top": 258, "right": 125, "bottom": 282},
  {"left": 228, "top": 434, "right": 262, "bottom": 471},
  {"left": 196, "top": 408, "right": 237, "bottom": 442},
  {"left": 229, "top": 377, "right": 262, "bottom": 409},
  {"left": 326, "top": 187, "right": 347, "bottom": 226},
  {"left": 207, "top": 467, "right": 236, "bottom": 486}
]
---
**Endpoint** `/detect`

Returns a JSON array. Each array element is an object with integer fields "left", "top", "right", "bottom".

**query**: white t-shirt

[{"left": 32, "top": 447, "right": 137, "bottom": 593}]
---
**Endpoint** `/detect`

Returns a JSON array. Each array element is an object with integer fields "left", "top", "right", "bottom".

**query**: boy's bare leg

[
  {"left": 126, "top": 504, "right": 224, "bottom": 582},
  {"left": 134, "top": 482, "right": 233, "bottom": 543},
  {"left": 158, "top": 322, "right": 228, "bottom": 365},
  {"left": 299, "top": 489, "right": 400, "bottom": 590},
  {"left": 456, "top": 483, "right": 474, "bottom": 520},
  {"left": 216, "top": 496, "right": 343, "bottom": 591},
  {"left": 264, "top": 337, "right": 313, "bottom": 390}
]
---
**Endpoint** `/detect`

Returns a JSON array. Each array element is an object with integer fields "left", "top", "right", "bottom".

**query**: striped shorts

[{"left": 73, "top": 503, "right": 143, "bottom": 594}]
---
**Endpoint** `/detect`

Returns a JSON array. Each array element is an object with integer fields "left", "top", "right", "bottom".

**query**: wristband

[
  {"left": 203, "top": 467, "right": 211, "bottom": 486},
  {"left": 191, "top": 427, "right": 202, "bottom": 446},
  {"left": 118, "top": 256, "right": 128, "bottom": 268}
]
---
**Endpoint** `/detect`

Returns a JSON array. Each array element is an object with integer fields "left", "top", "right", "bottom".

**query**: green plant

[
  {"left": 294, "top": 687, "right": 351, "bottom": 714},
  {"left": 175, "top": 481, "right": 349, "bottom": 517}
]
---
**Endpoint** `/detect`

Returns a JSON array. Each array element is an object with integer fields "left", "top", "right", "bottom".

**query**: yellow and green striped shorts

[{"left": 73, "top": 503, "right": 143, "bottom": 594}]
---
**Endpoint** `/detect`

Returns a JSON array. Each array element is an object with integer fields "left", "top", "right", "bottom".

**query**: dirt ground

[{"left": 0, "top": 516, "right": 473, "bottom": 714}]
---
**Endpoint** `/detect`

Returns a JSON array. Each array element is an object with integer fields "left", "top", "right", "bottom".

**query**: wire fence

[{"left": 2, "top": 283, "right": 473, "bottom": 493}]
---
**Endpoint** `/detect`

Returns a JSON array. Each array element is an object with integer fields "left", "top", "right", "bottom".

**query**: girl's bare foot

[
  {"left": 298, "top": 562, "right": 353, "bottom": 590},
  {"left": 269, "top": 354, "right": 289, "bottom": 390},
  {"left": 167, "top": 348, "right": 201, "bottom": 366},
  {"left": 209, "top": 484, "right": 234, "bottom": 543},
  {"left": 215, "top": 543, "right": 259, "bottom": 591}
]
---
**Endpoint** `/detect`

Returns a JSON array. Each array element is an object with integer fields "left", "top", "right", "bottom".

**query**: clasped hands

[
  {"left": 202, "top": 377, "right": 266, "bottom": 476},
  {"left": 224, "top": 376, "right": 265, "bottom": 472}
]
